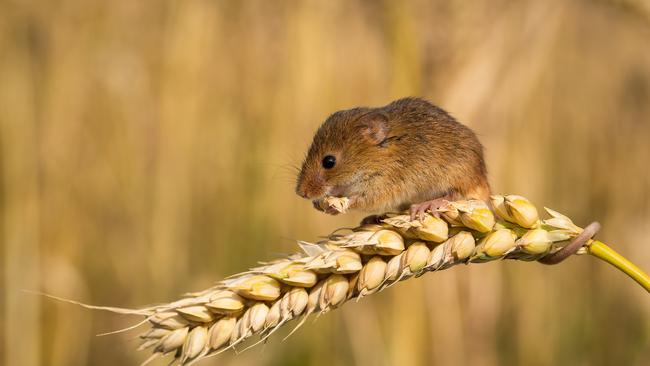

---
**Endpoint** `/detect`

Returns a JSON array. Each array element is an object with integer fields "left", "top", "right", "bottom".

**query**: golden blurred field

[{"left": 2, "top": 0, "right": 650, "bottom": 365}]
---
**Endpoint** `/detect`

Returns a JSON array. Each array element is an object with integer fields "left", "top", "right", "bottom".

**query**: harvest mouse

[{"left": 295, "top": 97, "right": 490, "bottom": 220}]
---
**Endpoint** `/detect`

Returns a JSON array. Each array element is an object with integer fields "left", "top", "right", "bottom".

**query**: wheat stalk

[{"left": 56, "top": 195, "right": 650, "bottom": 365}]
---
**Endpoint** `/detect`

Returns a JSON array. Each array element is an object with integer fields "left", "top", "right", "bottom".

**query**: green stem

[{"left": 587, "top": 240, "right": 650, "bottom": 293}]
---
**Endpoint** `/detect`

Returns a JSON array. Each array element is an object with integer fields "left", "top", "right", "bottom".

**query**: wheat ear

[{"left": 58, "top": 195, "right": 650, "bottom": 365}]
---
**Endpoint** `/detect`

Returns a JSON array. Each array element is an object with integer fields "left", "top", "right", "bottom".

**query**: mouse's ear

[{"left": 357, "top": 111, "right": 388, "bottom": 145}]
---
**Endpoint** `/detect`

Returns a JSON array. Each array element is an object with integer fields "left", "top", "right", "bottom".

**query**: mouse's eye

[{"left": 322, "top": 155, "right": 336, "bottom": 169}]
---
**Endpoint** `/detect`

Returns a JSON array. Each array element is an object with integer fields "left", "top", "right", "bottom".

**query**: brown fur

[{"left": 296, "top": 97, "right": 490, "bottom": 213}]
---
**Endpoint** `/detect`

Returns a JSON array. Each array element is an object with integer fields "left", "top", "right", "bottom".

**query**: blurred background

[{"left": 2, "top": 0, "right": 650, "bottom": 365}]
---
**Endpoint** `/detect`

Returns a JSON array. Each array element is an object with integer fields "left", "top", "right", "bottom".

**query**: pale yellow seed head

[
  {"left": 283, "top": 287, "right": 309, "bottom": 318},
  {"left": 307, "top": 280, "right": 325, "bottom": 313},
  {"left": 437, "top": 202, "right": 463, "bottom": 226},
  {"left": 401, "top": 242, "right": 431, "bottom": 272},
  {"left": 305, "top": 249, "right": 361, "bottom": 274},
  {"left": 517, "top": 229, "right": 552, "bottom": 254},
  {"left": 205, "top": 291, "right": 245, "bottom": 315},
  {"left": 238, "top": 309, "right": 253, "bottom": 340},
  {"left": 459, "top": 206, "right": 495, "bottom": 233},
  {"left": 358, "top": 256, "right": 388, "bottom": 292},
  {"left": 449, "top": 231, "right": 476, "bottom": 260},
  {"left": 334, "top": 251, "right": 363, "bottom": 273},
  {"left": 208, "top": 317, "right": 236, "bottom": 350},
  {"left": 149, "top": 312, "right": 190, "bottom": 330},
  {"left": 384, "top": 253, "right": 404, "bottom": 282},
  {"left": 427, "top": 243, "right": 447, "bottom": 269},
  {"left": 412, "top": 214, "right": 449, "bottom": 242},
  {"left": 480, "top": 229, "right": 517, "bottom": 257},
  {"left": 230, "top": 318, "right": 242, "bottom": 344},
  {"left": 176, "top": 306, "right": 214, "bottom": 323},
  {"left": 234, "top": 275, "right": 282, "bottom": 301},
  {"left": 490, "top": 195, "right": 514, "bottom": 222},
  {"left": 371, "top": 229, "right": 405, "bottom": 255},
  {"left": 543, "top": 207, "right": 583, "bottom": 234},
  {"left": 280, "top": 292, "right": 291, "bottom": 319},
  {"left": 275, "top": 264, "right": 318, "bottom": 287},
  {"left": 157, "top": 326, "right": 188, "bottom": 354},
  {"left": 505, "top": 195, "right": 539, "bottom": 228},
  {"left": 248, "top": 302, "right": 270, "bottom": 333},
  {"left": 180, "top": 325, "right": 208, "bottom": 363},
  {"left": 265, "top": 301, "right": 282, "bottom": 329},
  {"left": 320, "top": 274, "right": 349, "bottom": 310}
]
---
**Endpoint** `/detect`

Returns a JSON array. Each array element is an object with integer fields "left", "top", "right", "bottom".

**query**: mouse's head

[{"left": 296, "top": 107, "right": 395, "bottom": 209}]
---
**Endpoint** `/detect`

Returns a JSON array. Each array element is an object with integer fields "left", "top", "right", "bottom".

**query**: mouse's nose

[
  {"left": 296, "top": 173, "right": 328, "bottom": 199},
  {"left": 296, "top": 179, "right": 323, "bottom": 199}
]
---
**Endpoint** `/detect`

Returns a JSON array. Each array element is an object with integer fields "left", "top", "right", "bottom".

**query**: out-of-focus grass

[{"left": 1, "top": 0, "right": 649, "bottom": 365}]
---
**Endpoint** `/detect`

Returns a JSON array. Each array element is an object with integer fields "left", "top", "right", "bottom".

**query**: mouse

[{"left": 295, "top": 97, "right": 490, "bottom": 220}]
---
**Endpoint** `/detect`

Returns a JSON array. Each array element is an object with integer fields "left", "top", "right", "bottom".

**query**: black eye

[{"left": 322, "top": 155, "right": 336, "bottom": 169}]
